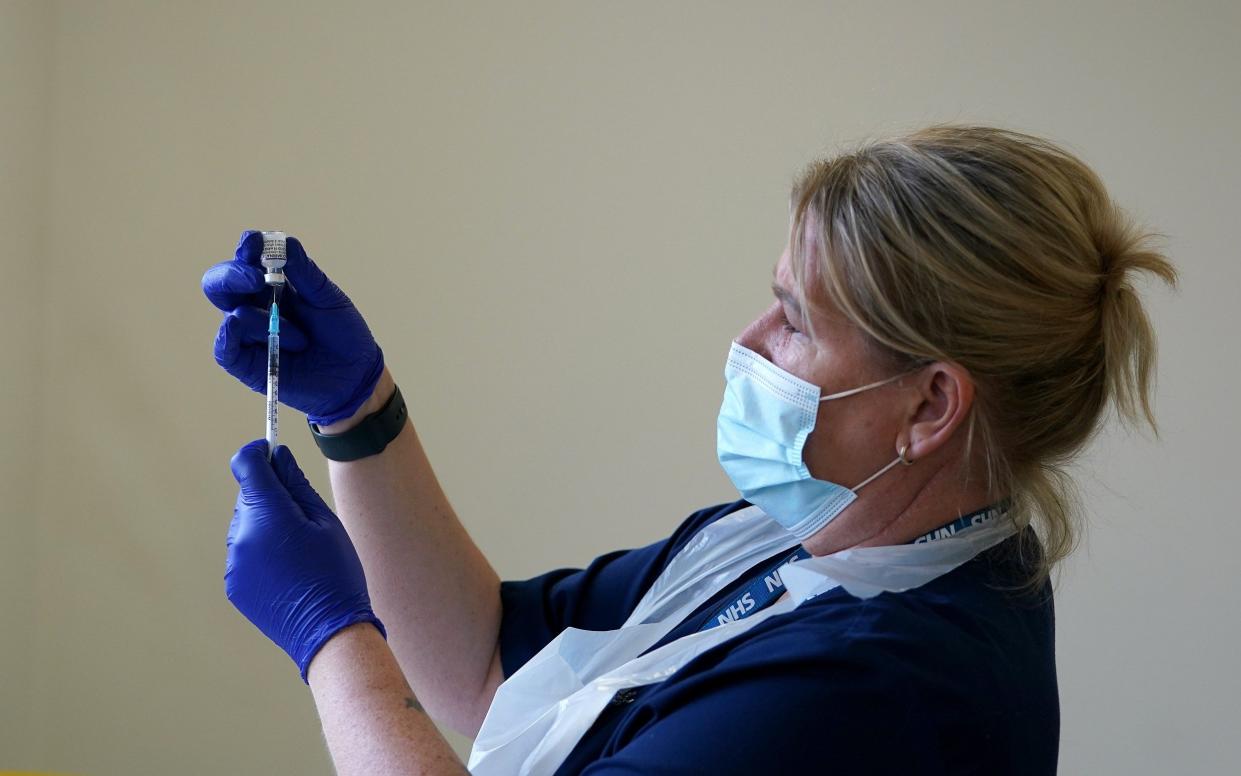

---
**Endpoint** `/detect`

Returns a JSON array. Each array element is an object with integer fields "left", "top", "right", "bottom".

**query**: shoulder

[
  {"left": 714, "top": 540, "right": 1061, "bottom": 705},
  {"left": 660, "top": 583, "right": 1041, "bottom": 706},
  {"left": 693, "top": 531, "right": 1057, "bottom": 675}
]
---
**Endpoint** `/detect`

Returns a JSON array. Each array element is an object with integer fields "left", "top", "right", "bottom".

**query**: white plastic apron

[{"left": 468, "top": 505, "right": 1016, "bottom": 775}]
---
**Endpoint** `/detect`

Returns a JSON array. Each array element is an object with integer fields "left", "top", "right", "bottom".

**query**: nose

[{"left": 735, "top": 301, "right": 781, "bottom": 360}]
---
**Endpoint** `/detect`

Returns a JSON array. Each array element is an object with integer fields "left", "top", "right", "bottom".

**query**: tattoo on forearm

[{"left": 404, "top": 696, "right": 425, "bottom": 714}]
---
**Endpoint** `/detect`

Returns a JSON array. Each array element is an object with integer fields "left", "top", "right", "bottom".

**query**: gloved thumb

[
  {"left": 230, "top": 439, "right": 287, "bottom": 498},
  {"left": 234, "top": 229, "right": 264, "bottom": 265},
  {"left": 228, "top": 440, "right": 301, "bottom": 550},
  {"left": 283, "top": 236, "right": 349, "bottom": 309},
  {"left": 270, "top": 445, "right": 331, "bottom": 520}
]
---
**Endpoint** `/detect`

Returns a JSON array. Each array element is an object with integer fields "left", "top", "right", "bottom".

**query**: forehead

[
  {"left": 774, "top": 240, "right": 823, "bottom": 303},
  {"left": 777, "top": 212, "right": 826, "bottom": 284},
  {"left": 773, "top": 238, "right": 851, "bottom": 331}
]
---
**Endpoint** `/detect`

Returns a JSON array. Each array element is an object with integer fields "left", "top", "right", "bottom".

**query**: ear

[{"left": 902, "top": 362, "right": 974, "bottom": 463}]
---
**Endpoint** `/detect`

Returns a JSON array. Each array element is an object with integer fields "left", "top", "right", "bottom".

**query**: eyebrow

[{"left": 771, "top": 282, "right": 803, "bottom": 318}]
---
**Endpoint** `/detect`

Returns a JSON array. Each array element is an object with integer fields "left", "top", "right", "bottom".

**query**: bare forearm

[
  {"left": 320, "top": 368, "right": 503, "bottom": 735},
  {"left": 308, "top": 623, "right": 468, "bottom": 776}
]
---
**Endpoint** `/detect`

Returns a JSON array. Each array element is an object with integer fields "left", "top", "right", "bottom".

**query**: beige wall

[
  {"left": 5, "top": 0, "right": 1238, "bottom": 773},
  {"left": 0, "top": 0, "right": 51, "bottom": 765}
]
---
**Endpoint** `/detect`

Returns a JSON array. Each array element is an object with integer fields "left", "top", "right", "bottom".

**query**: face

[{"left": 734, "top": 245, "right": 909, "bottom": 489}]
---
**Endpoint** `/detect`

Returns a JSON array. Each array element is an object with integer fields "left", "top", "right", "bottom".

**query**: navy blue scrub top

[{"left": 498, "top": 500, "right": 1060, "bottom": 775}]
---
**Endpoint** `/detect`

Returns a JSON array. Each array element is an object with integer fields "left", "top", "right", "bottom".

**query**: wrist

[
  {"left": 305, "top": 621, "right": 389, "bottom": 687},
  {"left": 300, "top": 613, "right": 388, "bottom": 684},
  {"left": 319, "top": 368, "right": 396, "bottom": 435}
]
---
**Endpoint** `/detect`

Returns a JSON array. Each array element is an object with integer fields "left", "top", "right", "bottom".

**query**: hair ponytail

[{"left": 1096, "top": 214, "right": 1178, "bottom": 431}]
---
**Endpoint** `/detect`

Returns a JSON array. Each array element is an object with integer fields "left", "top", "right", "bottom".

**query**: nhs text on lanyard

[{"left": 698, "top": 503, "right": 1006, "bottom": 632}]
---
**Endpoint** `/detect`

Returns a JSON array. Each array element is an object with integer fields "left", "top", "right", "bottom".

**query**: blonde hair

[{"left": 787, "top": 124, "right": 1177, "bottom": 587}]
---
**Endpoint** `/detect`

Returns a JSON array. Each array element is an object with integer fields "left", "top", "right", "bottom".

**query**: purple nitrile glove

[
  {"left": 203, "top": 230, "right": 384, "bottom": 426},
  {"left": 226, "top": 440, "right": 386, "bottom": 682}
]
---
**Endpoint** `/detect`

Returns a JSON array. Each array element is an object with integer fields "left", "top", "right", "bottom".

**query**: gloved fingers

[
  {"left": 225, "top": 505, "right": 241, "bottom": 550},
  {"left": 222, "top": 305, "right": 310, "bottom": 352},
  {"left": 233, "top": 229, "right": 265, "bottom": 267},
  {"left": 213, "top": 312, "right": 243, "bottom": 369},
  {"left": 213, "top": 313, "right": 267, "bottom": 392},
  {"left": 202, "top": 233, "right": 267, "bottom": 310},
  {"left": 271, "top": 445, "right": 333, "bottom": 524},
  {"left": 202, "top": 259, "right": 265, "bottom": 312},
  {"left": 282, "top": 236, "right": 351, "bottom": 310}
]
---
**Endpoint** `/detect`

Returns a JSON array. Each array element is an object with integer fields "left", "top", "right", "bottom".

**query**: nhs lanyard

[
  {"left": 697, "top": 503, "right": 1007, "bottom": 632},
  {"left": 911, "top": 502, "right": 1007, "bottom": 544}
]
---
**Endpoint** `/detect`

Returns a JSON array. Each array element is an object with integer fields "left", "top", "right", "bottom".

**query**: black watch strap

[{"left": 308, "top": 384, "right": 408, "bottom": 462}]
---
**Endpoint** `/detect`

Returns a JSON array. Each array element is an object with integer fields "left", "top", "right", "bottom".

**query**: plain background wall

[
  {"left": 2, "top": 0, "right": 1237, "bottom": 773},
  {"left": 0, "top": 0, "right": 49, "bottom": 764},
  {"left": 1, "top": 0, "right": 50, "bottom": 765}
]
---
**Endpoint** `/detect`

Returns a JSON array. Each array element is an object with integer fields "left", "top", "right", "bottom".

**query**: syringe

[
  {"left": 260, "top": 231, "right": 287, "bottom": 460},
  {"left": 265, "top": 302, "right": 280, "bottom": 459}
]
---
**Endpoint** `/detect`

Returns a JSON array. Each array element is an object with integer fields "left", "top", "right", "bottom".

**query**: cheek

[
  {"left": 801, "top": 397, "right": 894, "bottom": 482},
  {"left": 811, "top": 402, "right": 882, "bottom": 444},
  {"left": 770, "top": 330, "right": 817, "bottom": 377}
]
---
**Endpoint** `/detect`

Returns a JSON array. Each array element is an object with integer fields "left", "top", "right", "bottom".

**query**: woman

[{"left": 203, "top": 125, "right": 1175, "bottom": 774}]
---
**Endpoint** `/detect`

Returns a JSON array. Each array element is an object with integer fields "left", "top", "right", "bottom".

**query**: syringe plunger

[{"left": 261, "top": 231, "right": 287, "bottom": 286}]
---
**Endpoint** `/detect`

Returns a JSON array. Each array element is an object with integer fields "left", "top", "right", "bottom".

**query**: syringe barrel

[
  {"left": 265, "top": 297, "right": 280, "bottom": 458},
  {"left": 265, "top": 331, "right": 279, "bottom": 457}
]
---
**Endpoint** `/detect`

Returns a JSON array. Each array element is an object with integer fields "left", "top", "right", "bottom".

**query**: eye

[{"left": 778, "top": 309, "right": 801, "bottom": 335}]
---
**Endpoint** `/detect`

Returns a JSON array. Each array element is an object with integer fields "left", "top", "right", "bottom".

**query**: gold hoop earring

[{"left": 898, "top": 444, "right": 914, "bottom": 466}]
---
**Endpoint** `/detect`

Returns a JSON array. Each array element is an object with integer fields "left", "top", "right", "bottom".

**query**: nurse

[{"left": 202, "top": 125, "right": 1175, "bottom": 775}]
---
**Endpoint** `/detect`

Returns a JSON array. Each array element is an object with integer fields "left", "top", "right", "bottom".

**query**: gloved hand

[
  {"left": 203, "top": 230, "right": 385, "bottom": 426},
  {"left": 227, "top": 440, "right": 386, "bottom": 682}
]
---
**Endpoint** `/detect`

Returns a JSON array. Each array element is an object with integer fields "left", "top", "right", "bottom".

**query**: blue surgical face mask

[{"left": 716, "top": 341, "right": 909, "bottom": 540}]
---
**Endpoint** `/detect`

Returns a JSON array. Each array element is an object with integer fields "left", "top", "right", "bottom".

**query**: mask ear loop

[
  {"left": 818, "top": 372, "right": 908, "bottom": 402},
  {"left": 852, "top": 443, "right": 914, "bottom": 491},
  {"left": 820, "top": 364, "right": 921, "bottom": 491}
]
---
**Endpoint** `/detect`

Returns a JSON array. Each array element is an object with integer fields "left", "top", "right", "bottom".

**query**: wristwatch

[{"left": 308, "top": 384, "right": 408, "bottom": 461}]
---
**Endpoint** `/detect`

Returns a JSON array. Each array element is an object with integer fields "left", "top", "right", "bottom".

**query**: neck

[{"left": 799, "top": 454, "right": 999, "bottom": 556}]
